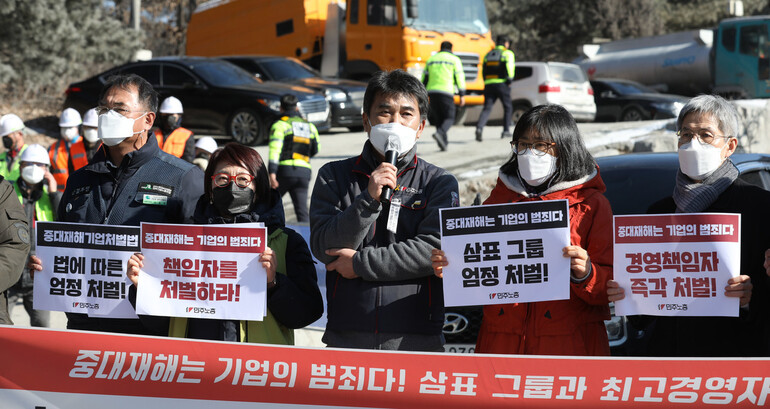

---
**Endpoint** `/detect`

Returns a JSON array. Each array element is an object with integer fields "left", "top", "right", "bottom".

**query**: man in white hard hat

[
  {"left": 48, "top": 108, "right": 88, "bottom": 191},
  {"left": 192, "top": 136, "right": 217, "bottom": 171},
  {"left": 81, "top": 107, "right": 101, "bottom": 162},
  {"left": 154, "top": 96, "right": 195, "bottom": 162},
  {"left": 8, "top": 144, "right": 59, "bottom": 327},
  {"left": 0, "top": 113, "right": 28, "bottom": 181}
]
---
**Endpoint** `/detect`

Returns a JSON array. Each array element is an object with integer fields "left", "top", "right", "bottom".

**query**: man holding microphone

[{"left": 309, "top": 69, "right": 459, "bottom": 351}]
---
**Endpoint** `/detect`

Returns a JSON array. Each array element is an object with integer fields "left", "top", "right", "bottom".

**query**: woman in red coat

[{"left": 433, "top": 104, "right": 613, "bottom": 356}]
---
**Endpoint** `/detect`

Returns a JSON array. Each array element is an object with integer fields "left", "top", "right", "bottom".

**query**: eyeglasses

[
  {"left": 95, "top": 106, "right": 145, "bottom": 117},
  {"left": 212, "top": 173, "right": 254, "bottom": 188},
  {"left": 677, "top": 130, "right": 731, "bottom": 146},
  {"left": 511, "top": 141, "right": 556, "bottom": 156}
]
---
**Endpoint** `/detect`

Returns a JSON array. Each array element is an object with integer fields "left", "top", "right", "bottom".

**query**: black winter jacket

[
  {"left": 59, "top": 134, "right": 203, "bottom": 335},
  {"left": 644, "top": 179, "right": 770, "bottom": 356}
]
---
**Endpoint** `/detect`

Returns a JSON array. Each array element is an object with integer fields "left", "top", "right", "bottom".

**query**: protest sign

[
  {"left": 3, "top": 326, "right": 770, "bottom": 408},
  {"left": 33, "top": 221, "right": 140, "bottom": 318},
  {"left": 613, "top": 213, "right": 741, "bottom": 317},
  {"left": 440, "top": 200, "right": 571, "bottom": 307},
  {"left": 137, "top": 222, "right": 267, "bottom": 321}
]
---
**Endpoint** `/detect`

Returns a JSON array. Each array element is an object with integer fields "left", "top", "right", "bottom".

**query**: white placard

[
  {"left": 137, "top": 222, "right": 267, "bottom": 321},
  {"left": 613, "top": 213, "right": 741, "bottom": 317},
  {"left": 33, "top": 221, "right": 140, "bottom": 318},
  {"left": 439, "top": 200, "right": 571, "bottom": 307}
]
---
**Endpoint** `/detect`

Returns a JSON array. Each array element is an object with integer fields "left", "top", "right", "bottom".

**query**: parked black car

[
  {"left": 590, "top": 78, "right": 689, "bottom": 122},
  {"left": 63, "top": 57, "right": 331, "bottom": 146},
  {"left": 444, "top": 152, "right": 770, "bottom": 355},
  {"left": 222, "top": 55, "right": 368, "bottom": 131}
]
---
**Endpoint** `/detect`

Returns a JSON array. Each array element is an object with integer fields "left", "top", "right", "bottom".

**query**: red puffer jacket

[{"left": 475, "top": 167, "right": 613, "bottom": 356}]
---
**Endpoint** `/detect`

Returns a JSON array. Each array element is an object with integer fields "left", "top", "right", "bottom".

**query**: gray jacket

[
  {"left": 0, "top": 177, "right": 31, "bottom": 324},
  {"left": 310, "top": 142, "right": 459, "bottom": 350}
]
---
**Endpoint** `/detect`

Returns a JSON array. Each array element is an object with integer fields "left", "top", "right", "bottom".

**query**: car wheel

[
  {"left": 228, "top": 109, "right": 266, "bottom": 146},
  {"left": 512, "top": 103, "right": 530, "bottom": 125},
  {"left": 621, "top": 107, "right": 644, "bottom": 122}
]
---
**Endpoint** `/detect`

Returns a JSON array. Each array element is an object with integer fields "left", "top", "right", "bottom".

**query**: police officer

[
  {"left": 29, "top": 74, "right": 204, "bottom": 335},
  {"left": 81, "top": 107, "right": 101, "bottom": 162},
  {"left": 422, "top": 41, "right": 466, "bottom": 151},
  {"left": 0, "top": 113, "right": 28, "bottom": 181},
  {"left": 268, "top": 94, "right": 319, "bottom": 223},
  {"left": 48, "top": 108, "right": 88, "bottom": 191},
  {"left": 8, "top": 144, "right": 59, "bottom": 327},
  {"left": 476, "top": 35, "right": 516, "bottom": 141},
  {"left": 154, "top": 96, "right": 195, "bottom": 163},
  {"left": 0, "top": 175, "right": 31, "bottom": 325}
]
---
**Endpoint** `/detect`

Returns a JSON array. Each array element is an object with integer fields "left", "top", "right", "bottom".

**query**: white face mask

[
  {"left": 678, "top": 140, "right": 726, "bottom": 180},
  {"left": 61, "top": 127, "right": 79, "bottom": 142},
  {"left": 83, "top": 128, "right": 99, "bottom": 143},
  {"left": 517, "top": 150, "right": 557, "bottom": 186},
  {"left": 98, "top": 110, "right": 146, "bottom": 147},
  {"left": 368, "top": 120, "right": 418, "bottom": 157},
  {"left": 21, "top": 165, "right": 45, "bottom": 185}
]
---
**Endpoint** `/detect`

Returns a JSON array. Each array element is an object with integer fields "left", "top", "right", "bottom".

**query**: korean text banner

[
  {"left": 33, "top": 221, "right": 140, "bottom": 318},
  {"left": 137, "top": 222, "right": 267, "bottom": 321},
  {"left": 613, "top": 213, "right": 741, "bottom": 317},
  {"left": 439, "top": 200, "right": 571, "bottom": 307},
  {"left": 2, "top": 327, "right": 770, "bottom": 408}
]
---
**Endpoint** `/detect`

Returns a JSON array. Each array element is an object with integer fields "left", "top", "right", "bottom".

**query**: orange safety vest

[
  {"left": 48, "top": 139, "right": 88, "bottom": 190},
  {"left": 154, "top": 127, "right": 192, "bottom": 159}
]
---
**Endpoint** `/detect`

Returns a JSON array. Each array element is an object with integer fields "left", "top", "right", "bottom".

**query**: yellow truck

[{"left": 186, "top": 0, "right": 494, "bottom": 111}]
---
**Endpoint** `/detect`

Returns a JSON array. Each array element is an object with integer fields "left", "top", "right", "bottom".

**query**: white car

[
  {"left": 510, "top": 61, "right": 596, "bottom": 122},
  {"left": 466, "top": 61, "right": 597, "bottom": 125}
]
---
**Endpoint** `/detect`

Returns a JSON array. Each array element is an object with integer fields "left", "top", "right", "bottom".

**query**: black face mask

[
  {"left": 161, "top": 115, "right": 182, "bottom": 132},
  {"left": 2, "top": 136, "right": 13, "bottom": 150},
  {"left": 212, "top": 183, "right": 255, "bottom": 216}
]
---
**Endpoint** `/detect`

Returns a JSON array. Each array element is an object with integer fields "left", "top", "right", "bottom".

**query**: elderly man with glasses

[
  {"left": 29, "top": 74, "right": 204, "bottom": 336},
  {"left": 608, "top": 94, "right": 770, "bottom": 357}
]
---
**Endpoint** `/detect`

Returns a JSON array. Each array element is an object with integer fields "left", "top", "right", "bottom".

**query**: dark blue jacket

[{"left": 58, "top": 134, "right": 204, "bottom": 335}]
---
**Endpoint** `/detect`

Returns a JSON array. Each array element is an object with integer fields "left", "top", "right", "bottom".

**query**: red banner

[
  {"left": 615, "top": 214, "right": 740, "bottom": 244},
  {"left": 1, "top": 326, "right": 769, "bottom": 408}
]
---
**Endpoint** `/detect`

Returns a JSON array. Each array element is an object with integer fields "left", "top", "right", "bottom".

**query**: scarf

[{"left": 672, "top": 158, "right": 738, "bottom": 213}]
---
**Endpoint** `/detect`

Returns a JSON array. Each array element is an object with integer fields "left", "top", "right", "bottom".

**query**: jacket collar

[
  {"left": 89, "top": 133, "right": 161, "bottom": 174},
  {"left": 493, "top": 166, "right": 605, "bottom": 205}
]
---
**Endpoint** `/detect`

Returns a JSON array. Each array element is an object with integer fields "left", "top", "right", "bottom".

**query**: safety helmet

[
  {"left": 20, "top": 144, "right": 50, "bottom": 166},
  {"left": 160, "top": 96, "right": 184, "bottom": 114},
  {"left": 82, "top": 108, "right": 99, "bottom": 127},
  {"left": 59, "top": 108, "right": 82, "bottom": 127},
  {"left": 195, "top": 136, "right": 218, "bottom": 154},
  {"left": 0, "top": 114, "right": 25, "bottom": 137}
]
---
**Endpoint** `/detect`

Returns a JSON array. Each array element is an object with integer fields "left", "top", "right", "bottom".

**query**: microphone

[{"left": 380, "top": 136, "right": 400, "bottom": 203}]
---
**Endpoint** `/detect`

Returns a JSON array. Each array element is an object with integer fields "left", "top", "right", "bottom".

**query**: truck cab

[
  {"left": 713, "top": 16, "right": 770, "bottom": 98},
  {"left": 344, "top": 0, "right": 493, "bottom": 106}
]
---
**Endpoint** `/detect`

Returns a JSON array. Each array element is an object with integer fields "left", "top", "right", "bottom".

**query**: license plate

[
  {"left": 444, "top": 344, "right": 475, "bottom": 354},
  {"left": 307, "top": 112, "right": 327, "bottom": 123}
]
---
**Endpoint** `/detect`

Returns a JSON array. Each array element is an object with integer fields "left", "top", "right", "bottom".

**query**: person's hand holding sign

[
  {"left": 127, "top": 253, "right": 144, "bottom": 287},
  {"left": 431, "top": 248, "right": 447, "bottom": 278},
  {"left": 260, "top": 247, "right": 278, "bottom": 288},
  {"left": 726, "top": 275, "right": 752, "bottom": 307},
  {"left": 563, "top": 245, "right": 590, "bottom": 279}
]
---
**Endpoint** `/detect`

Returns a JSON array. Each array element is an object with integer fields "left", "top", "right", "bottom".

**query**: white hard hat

[
  {"left": 59, "top": 108, "right": 82, "bottom": 127},
  {"left": 160, "top": 96, "right": 184, "bottom": 114},
  {"left": 0, "top": 114, "right": 25, "bottom": 137},
  {"left": 195, "top": 136, "right": 218, "bottom": 154},
  {"left": 20, "top": 144, "right": 50, "bottom": 166},
  {"left": 82, "top": 108, "right": 99, "bottom": 127}
]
